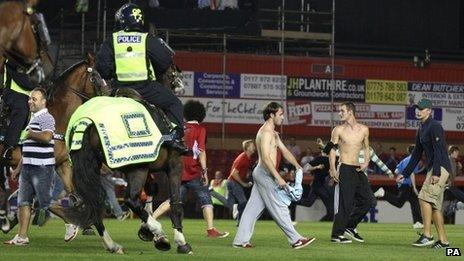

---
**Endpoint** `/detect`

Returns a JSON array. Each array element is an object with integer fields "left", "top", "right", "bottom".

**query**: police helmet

[{"left": 115, "top": 3, "right": 144, "bottom": 31}]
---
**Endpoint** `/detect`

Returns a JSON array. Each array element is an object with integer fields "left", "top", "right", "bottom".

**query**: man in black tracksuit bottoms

[{"left": 328, "top": 102, "right": 373, "bottom": 244}]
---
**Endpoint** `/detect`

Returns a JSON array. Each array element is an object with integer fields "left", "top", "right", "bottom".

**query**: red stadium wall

[{"left": 174, "top": 51, "right": 464, "bottom": 141}]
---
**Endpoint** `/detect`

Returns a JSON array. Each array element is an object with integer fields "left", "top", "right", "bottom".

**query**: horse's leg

[
  {"left": 0, "top": 56, "right": 5, "bottom": 76},
  {"left": 56, "top": 161, "right": 74, "bottom": 195},
  {"left": 94, "top": 221, "right": 124, "bottom": 254},
  {"left": 123, "top": 167, "right": 171, "bottom": 251},
  {"left": 55, "top": 162, "right": 94, "bottom": 235},
  {"left": 166, "top": 150, "right": 192, "bottom": 254},
  {"left": 123, "top": 167, "right": 149, "bottom": 221}
]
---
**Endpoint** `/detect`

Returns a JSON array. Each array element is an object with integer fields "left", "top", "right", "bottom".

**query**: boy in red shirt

[{"left": 152, "top": 100, "right": 228, "bottom": 238}]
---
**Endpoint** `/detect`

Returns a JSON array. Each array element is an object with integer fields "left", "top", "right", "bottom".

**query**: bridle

[
  {"left": 67, "top": 66, "right": 107, "bottom": 102},
  {"left": 4, "top": 1, "right": 51, "bottom": 83}
]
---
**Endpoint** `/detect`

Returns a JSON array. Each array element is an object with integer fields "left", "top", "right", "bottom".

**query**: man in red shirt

[
  {"left": 227, "top": 140, "right": 255, "bottom": 224},
  {"left": 152, "top": 100, "right": 229, "bottom": 238}
]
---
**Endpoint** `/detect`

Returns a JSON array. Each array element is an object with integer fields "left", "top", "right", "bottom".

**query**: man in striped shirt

[{"left": 4, "top": 88, "right": 55, "bottom": 245}]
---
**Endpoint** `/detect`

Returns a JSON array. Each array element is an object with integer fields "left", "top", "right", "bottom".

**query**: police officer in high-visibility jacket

[
  {"left": 2, "top": 60, "right": 37, "bottom": 159},
  {"left": 96, "top": 3, "right": 186, "bottom": 151}
]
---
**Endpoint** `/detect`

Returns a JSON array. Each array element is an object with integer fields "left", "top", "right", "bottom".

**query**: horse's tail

[{"left": 65, "top": 127, "right": 104, "bottom": 227}]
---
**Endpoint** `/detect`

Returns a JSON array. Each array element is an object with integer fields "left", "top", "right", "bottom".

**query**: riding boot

[{"left": 166, "top": 128, "right": 188, "bottom": 155}]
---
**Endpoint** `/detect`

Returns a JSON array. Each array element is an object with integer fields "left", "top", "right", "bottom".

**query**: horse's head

[
  {"left": 0, "top": 1, "right": 54, "bottom": 85},
  {"left": 49, "top": 53, "right": 110, "bottom": 104}
]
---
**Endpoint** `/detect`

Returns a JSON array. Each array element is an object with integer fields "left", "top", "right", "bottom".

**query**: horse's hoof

[
  {"left": 138, "top": 224, "right": 154, "bottom": 242},
  {"left": 115, "top": 248, "right": 125, "bottom": 255},
  {"left": 68, "top": 193, "right": 84, "bottom": 209},
  {"left": 177, "top": 243, "right": 193, "bottom": 254},
  {"left": 108, "top": 244, "right": 125, "bottom": 255},
  {"left": 154, "top": 235, "right": 171, "bottom": 251},
  {"left": 82, "top": 228, "right": 96, "bottom": 236}
]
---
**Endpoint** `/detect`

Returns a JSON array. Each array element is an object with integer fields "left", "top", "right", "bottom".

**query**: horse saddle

[{"left": 114, "top": 88, "right": 174, "bottom": 139}]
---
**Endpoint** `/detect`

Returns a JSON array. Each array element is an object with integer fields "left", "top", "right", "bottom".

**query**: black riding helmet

[{"left": 114, "top": 3, "right": 144, "bottom": 31}]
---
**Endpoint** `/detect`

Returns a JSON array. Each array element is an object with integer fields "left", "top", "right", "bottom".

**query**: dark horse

[
  {"left": 66, "top": 71, "right": 191, "bottom": 254},
  {"left": 0, "top": 54, "right": 107, "bottom": 230},
  {"left": 0, "top": 0, "right": 54, "bottom": 83}
]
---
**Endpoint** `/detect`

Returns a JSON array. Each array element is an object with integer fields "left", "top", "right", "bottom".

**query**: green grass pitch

[{"left": 0, "top": 218, "right": 463, "bottom": 260}]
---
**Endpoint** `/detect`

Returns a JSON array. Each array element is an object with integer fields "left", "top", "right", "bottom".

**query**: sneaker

[
  {"left": 345, "top": 228, "right": 364, "bottom": 243},
  {"left": 331, "top": 235, "right": 352, "bottom": 243},
  {"left": 457, "top": 202, "right": 464, "bottom": 210},
  {"left": 4, "top": 234, "right": 29, "bottom": 245},
  {"left": 292, "top": 237, "right": 316, "bottom": 249},
  {"left": 412, "top": 222, "right": 424, "bottom": 229},
  {"left": 36, "top": 209, "right": 50, "bottom": 227},
  {"left": 430, "top": 240, "right": 450, "bottom": 249},
  {"left": 233, "top": 243, "right": 253, "bottom": 248},
  {"left": 292, "top": 221, "right": 298, "bottom": 226},
  {"left": 1, "top": 216, "right": 18, "bottom": 234},
  {"left": 116, "top": 211, "right": 130, "bottom": 221},
  {"left": 373, "top": 187, "right": 385, "bottom": 198},
  {"left": 232, "top": 204, "right": 238, "bottom": 220},
  {"left": 412, "top": 234, "right": 434, "bottom": 247},
  {"left": 207, "top": 228, "right": 229, "bottom": 238},
  {"left": 64, "top": 224, "right": 79, "bottom": 242}
]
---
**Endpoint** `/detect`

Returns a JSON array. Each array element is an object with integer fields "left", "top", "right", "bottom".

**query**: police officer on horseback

[
  {"left": 96, "top": 3, "right": 186, "bottom": 152},
  {"left": 1, "top": 60, "right": 36, "bottom": 160}
]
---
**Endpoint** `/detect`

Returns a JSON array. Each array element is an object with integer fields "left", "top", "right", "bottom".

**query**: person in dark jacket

[
  {"left": 2, "top": 60, "right": 37, "bottom": 159},
  {"left": 397, "top": 99, "right": 452, "bottom": 249},
  {"left": 95, "top": 3, "right": 185, "bottom": 151}
]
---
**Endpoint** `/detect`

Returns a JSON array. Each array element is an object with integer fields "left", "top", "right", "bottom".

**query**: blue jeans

[
  {"left": 227, "top": 180, "right": 248, "bottom": 220},
  {"left": 101, "top": 174, "right": 124, "bottom": 217},
  {"left": 18, "top": 165, "right": 54, "bottom": 209},
  {"left": 180, "top": 177, "right": 212, "bottom": 207}
]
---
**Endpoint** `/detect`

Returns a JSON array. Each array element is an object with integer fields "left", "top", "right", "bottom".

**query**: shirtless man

[
  {"left": 233, "top": 102, "right": 315, "bottom": 249},
  {"left": 328, "top": 102, "right": 373, "bottom": 244}
]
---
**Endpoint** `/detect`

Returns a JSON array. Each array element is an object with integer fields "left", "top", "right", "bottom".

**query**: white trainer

[
  {"left": 4, "top": 234, "right": 29, "bottom": 245},
  {"left": 412, "top": 222, "right": 424, "bottom": 229},
  {"left": 373, "top": 187, "right": 385, "bottom": 198},
  {"left": 457, "top": 202, "right": 464, "bottom": 210},
  {"left": 64, "top": 224, "right": 79, "bottom": 242},
  {"left": 232, "top": 204, "right": 238, "bottom": 220}
]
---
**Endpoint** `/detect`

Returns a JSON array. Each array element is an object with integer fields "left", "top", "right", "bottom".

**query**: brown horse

[
  {"left": 0, "top": 54, "right": 107, "bottom": 230},
  {"left": 66, "top": 69, "right": 192, "bottom": 254},
  {"left": 0, "top": 0, "right": 54, "bottom": 83},
  {"left": 0, "top": 0, "right": 55, "bottom": 162}
]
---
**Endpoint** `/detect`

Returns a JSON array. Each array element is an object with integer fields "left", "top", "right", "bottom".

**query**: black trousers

[
  {"left": 115, "top": 81, "right": 184, "bottom": 136},
  {"left": 383, "top": 185, "right": 422, "bottom": 224},
  {"left": 299, "top": 181, "right": 334, "bottom": 217},
  {"left": 332, "top": 164, "right": 374, "bottom": 237},
  {"left": 3, "top": 89, "right": 29, "bottom": 147}
]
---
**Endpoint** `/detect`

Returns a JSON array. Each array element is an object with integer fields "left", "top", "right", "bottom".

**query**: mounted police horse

[
  {"left": 0, "top": 0, "right": 54, "bottom": 83},
  {"left": 0, "top": 0, "right": 55, "bottom": 228},
  {"left": 64, "top": 74, "right": 192, "bottom": 254},
  {"left": 0, "top": 54, "right": 107, "bottom": 231}
]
